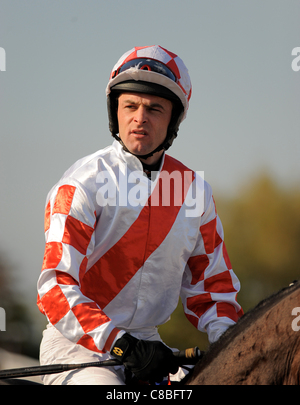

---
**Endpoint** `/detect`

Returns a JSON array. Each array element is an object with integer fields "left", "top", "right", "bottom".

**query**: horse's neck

[
  {"left": 188, "top": 286, "right": 300, "bottom": 385},
  {"left": 241, "top": 289, "right": 300, "bottom": 385}
]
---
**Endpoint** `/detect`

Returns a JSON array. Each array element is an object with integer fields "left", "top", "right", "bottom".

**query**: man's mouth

[{"left": 132, "top": 130, "right": 148, "bottom": 136}]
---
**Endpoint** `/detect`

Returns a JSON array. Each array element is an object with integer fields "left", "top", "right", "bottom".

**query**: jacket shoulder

[
  {"left": 61, "top": 144, "right": 115, "bottom": 180},
  {"left": 164, "top": 154, "right": 193, "bottom": 172}
]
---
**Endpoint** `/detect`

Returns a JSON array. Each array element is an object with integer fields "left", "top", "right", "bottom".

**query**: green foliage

[
  {"left": 217, "top": 174, "right": 300, "bottom": 311},
  {"left": 0, "top": 253, "right": 40, "bottom": 358}
]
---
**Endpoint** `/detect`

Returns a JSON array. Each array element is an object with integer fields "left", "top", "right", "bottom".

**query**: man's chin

[
  {"left": 121, "top": 140, "right": 164, "bottom": 163},
  {"left": 125, "top": 144, "right": 152, "bottom": 157}
]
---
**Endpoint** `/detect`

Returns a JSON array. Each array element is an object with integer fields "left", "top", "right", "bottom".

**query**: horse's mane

[{"left": 194, "top": 280, "right": 300, "bottom": 372}]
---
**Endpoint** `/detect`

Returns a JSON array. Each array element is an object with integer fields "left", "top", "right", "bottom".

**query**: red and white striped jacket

[{"left": 37, "top": 140, "right": 243, "bottom": 354}]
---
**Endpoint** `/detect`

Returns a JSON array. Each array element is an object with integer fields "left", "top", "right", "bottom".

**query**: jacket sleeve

[
  {"left": 180, "top": 183, "right": 243, "bottom": 343},
  {"left": 37, "top": 179, "right": 124, "bottom": 353}
]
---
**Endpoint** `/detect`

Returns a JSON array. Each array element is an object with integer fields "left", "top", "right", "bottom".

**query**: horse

[{"left": 185, "top": 280, "right": 300, "bottom": 385}]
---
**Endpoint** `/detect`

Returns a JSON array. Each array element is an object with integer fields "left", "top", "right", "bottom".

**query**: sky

[{"left": 0, "top": 1, "right": 299, "bottom": 309}]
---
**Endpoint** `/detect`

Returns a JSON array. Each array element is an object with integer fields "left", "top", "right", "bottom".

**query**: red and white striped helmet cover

[{"left": 106, "top": 45, "right": 192, "bottom": 122}]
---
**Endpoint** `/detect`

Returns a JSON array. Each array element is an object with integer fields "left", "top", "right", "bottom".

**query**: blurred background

[{"left": 0, "top": 1, "right": 299, "bottom": 362}]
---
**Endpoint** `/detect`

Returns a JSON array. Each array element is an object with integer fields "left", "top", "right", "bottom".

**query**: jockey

[{"left": 37, "top": 45, "right": 243, "bottom": 385}]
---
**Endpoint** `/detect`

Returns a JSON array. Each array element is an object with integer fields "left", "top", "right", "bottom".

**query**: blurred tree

[
  {"left": 0, "top": 253, "right": 39, "bottom": 358},
  {"left": 0, "top": 253, "right": 14, "bottom": 319},
  {"left": 216, "top": 173, "right": 300, "bottom": 310}
]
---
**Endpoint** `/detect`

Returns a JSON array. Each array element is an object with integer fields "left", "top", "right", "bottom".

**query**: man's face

[{"left": 117, "top": 92, "right": 173, "bottom": 164}]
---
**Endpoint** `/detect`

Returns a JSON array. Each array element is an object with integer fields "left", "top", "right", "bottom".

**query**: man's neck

[
  {"left": 138, "top": 150, "right": 164, "bottom": 166},
  {"left": 140, "top": 154, "right": 164, "bottom": 180}
]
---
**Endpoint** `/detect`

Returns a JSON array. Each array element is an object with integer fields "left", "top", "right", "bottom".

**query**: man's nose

[{"left": 134, "top": 106, "right": 148, "bottom": 124}]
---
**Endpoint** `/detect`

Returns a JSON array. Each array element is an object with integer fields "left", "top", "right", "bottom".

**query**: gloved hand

[{"left": 110, "top": 333, "right": 179, "bottom": 383}]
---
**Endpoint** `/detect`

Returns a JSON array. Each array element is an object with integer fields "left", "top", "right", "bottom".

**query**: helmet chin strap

[{"left": 112, "top": 132, "right": 176, "bottom": 160}]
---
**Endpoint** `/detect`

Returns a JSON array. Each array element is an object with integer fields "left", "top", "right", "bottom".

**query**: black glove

[{"left": 110, "top": 333, "right": 179, "bottom": 383}]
